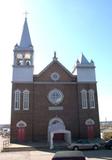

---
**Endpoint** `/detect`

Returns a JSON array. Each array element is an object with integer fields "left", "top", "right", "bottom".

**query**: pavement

[
  {"left": 0, "top": 150, "right": 54, "bottom": 160},
  {"left": 2, "top": 138, "right": 68, "bottom": 152},
  {"left": 0, "top": 149, "right": 112, "bottom": 160},
  {"left": 0, "top": 136, "right": 112, "bottom": 160}
]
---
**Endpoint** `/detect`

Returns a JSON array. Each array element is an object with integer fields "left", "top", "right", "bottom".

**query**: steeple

[
  {"left": 20, "top": 17, "right": 32, "bottom": 48},
  {"left": 12, "top": 17, "right": 34, "bottom": 82}
]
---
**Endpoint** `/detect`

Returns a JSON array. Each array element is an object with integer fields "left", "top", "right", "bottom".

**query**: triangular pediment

[{"left": 34, "top": 60, "right": 75, "bottom": 82}]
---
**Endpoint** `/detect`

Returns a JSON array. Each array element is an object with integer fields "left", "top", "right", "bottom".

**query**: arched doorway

[
  {"left": 16, "top": 120, "right": 27, "bottom": 142},
  {"left": 48, "top": 117, "right": 71, "bottom": 149},
  {"left": 85, "top": 118, "right": 95, "bottom": 139}
]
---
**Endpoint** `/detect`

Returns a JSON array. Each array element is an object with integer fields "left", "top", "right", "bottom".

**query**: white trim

[
  {"left": 48, "top": 106, "right": 63, "bottom": 111},
  {"left": 48, "top": 117, "right": 65, "bottom": 126},
  {"left": 13, "top": 65, "right": 34, "bottom": 68},
  {"left": 76, "top": 64, "right": 95, "bottom": 68},
  {"left": 77, "top": 81, "right": 97, "bottom": 84},
  {"left": 48, "top": 117, "right": 71, "bottom": 149},
  {"left": 16, "top": 120, "right": 27, "bottom": 128},
  {"left": 80, "top": 89, "right": 88, "bottom": 109},
  {"left": 48, "top": 88, "right": 64, "bottom": 105},
  {"left": 85, "top": 118, "right": 95, "bottom": 125},
  {"left": 88, "top": 89, "right": 95, "bottom": 108},
  {"left": 12, "top": 81, "right": 96, "bottom": 84},
  {"left": 12, "top": 81, "right": 33, "bottom": 84},
  {"left": 34, "top": 81, "right": 77, "bottom": 84},
  {"left": 23, "top": 89, "right": 30, "bottom": 110},
  {"left": 50, "top": 72, "right": 60, "bottom": 81},
  {"left": 14, "top": 89, "right": 21, "bottom": 110}
]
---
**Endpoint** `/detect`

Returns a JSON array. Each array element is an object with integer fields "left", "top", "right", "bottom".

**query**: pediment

[{"left": 34, "top": 60, "right": 76, "bottom": 82}]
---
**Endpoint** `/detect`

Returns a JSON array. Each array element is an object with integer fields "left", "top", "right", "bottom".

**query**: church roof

[
  {"left": 20, "top": 18, "right": 32, "bottom": 48},
  {"left": 36, "top": 53, "right": 74, "bottom": 79}
]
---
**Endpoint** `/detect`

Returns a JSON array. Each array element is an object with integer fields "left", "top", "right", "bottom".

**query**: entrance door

[
  {"left": 17, "top": 127, "right": 25, "bottom": 142},
  {"left": 87, "top": 125, "right": 94, "bottom": 139},
  {"left": 85, "top": 119, "right": 95, "bottom": 139},
  {"left": 53, "top": 133, "right": 64, "bottom": 141}
]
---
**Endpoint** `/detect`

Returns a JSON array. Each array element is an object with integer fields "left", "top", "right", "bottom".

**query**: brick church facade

[{"left": 10, "top": 18, "right": 100, "bottom": 148}]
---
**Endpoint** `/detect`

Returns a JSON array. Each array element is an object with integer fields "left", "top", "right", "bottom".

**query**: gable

[{"left": 34, "top": 60, "right": 76, "bottom": 82}]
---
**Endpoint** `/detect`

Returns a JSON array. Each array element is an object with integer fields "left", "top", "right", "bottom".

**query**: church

[{"left": 10, "top": 18, "right": 100, "bottom": 149}]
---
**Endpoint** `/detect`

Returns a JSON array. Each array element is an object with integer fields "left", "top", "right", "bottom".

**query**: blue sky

[{"left": 0, "top": 0, "right": 112, "bottom": 123}]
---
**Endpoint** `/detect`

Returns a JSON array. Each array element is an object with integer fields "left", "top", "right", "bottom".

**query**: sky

[{"left": 0, "top": 0, "right": 112, "bottom": 124}]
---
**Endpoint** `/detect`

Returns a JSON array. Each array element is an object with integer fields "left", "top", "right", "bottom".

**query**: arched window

[
  {"left": 80, "top": 89, "right": 88, "bottom": 109},
  {"left": 48, "top": 117, "right": 65, "bottom": 132},
  {"left": 88, "top": 89, "right": 95, "bottom": 108},
  {"left": 23, "top": 89, "right": 29, "bottom": 110},
  {"left": 14, "top": 89, "right": 21, "bottom": 110}
]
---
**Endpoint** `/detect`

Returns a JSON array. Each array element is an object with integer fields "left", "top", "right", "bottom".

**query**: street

[
  {"left": 0, "top": 149, "right": 112, "bottom": 160},
  {"left": 0, "top": 136, "right": 112, "bottom": 160}
]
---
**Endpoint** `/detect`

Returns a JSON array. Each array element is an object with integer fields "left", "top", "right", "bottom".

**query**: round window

[
  {"left": 48, "top": 89, "right": 64, "bottom": 105},
  {"left": 51, "top": 72, "right": 60, "bottom": 81}
]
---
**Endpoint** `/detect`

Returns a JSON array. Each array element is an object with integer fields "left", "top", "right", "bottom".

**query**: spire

[
  {"left": 79, "top": 52, "right": 89, "bottom": 64},
  {"left": 20, "top": 17, "right": 32, "bottom": 48}
]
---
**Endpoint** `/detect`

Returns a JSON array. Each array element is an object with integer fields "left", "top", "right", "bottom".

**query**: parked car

[
  {"left": 104, "top": 139, "right": 112, "bottom": 149},
  {"left": 52, "top": 151, "right": 86, "bottom": 160},
  {"left": 68, "top": 139, "right": 101, "bottom": 150}
]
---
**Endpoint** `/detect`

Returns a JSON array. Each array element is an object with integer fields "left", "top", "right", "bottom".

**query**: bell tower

[{"left": 12, "top": 17, "right": 34, "bottom": 82}]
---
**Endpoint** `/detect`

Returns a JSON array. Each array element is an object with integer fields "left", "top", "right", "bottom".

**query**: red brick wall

[{"left": 11, "top": 63, "right": 100, "bottom": 142}]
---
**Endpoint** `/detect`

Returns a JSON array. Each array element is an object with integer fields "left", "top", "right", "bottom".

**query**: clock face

[
  {"left": 48, "top": 89, "right": 64, "bottom": 105},
  {"left": 16, "top": 53, "right": 23, "bottom": 59},
  {"left": 24, "top": 53, "right": 31, "bottom": 59}
]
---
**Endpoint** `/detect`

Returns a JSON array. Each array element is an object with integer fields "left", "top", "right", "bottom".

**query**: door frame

[{"left": 16, "top": 120, "right": 27, "bottom": 142}]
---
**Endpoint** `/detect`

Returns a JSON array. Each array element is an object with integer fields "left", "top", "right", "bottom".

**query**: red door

[
  {"left": 17, "top": 128, "right": 25, "bottom": 142},
  {"left": 53, "top": 133, "right": 64, "bottom": 141},
  {"left": 87, "top": 125, "right": 94, "bottom": 139}
]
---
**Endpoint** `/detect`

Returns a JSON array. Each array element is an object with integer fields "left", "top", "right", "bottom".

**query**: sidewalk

[
  {"left": 2, "top": 141, "right": 50, "bottom": 152},
  {"left": 2, "top": 141, "right": 67, "bottom": 152}
]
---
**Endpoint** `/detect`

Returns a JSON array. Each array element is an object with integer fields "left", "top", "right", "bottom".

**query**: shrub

[{"left": 102, "top": 130, "right": 112, "bottom": 140}]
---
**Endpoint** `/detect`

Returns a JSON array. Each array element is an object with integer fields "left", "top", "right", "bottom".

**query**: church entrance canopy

[{"left": 48, "top": 117, "right": 71, "bottom": 149}]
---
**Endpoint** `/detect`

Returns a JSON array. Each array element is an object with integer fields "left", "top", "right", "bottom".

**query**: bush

[{"left": 102, "top": 130, "right": 112, "bottom": 140}]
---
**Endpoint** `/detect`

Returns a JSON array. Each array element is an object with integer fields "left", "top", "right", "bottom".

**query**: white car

[{"left": 68, "top": 140, "right": 100, "bottom": 150}]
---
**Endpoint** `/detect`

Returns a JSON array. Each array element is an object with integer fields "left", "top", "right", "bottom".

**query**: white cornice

[
  {"left": 34, "top": 81, "right": 77, "bottom": 84},
  {"left": 12, "top": 81, "right": 97, "bottom": 84},
  {"left": 12, "top": 81, "right": 33, "bottom": 84}
]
